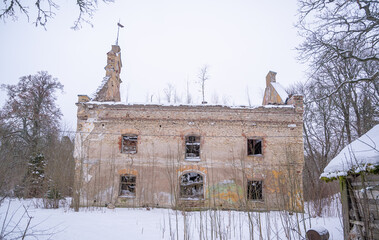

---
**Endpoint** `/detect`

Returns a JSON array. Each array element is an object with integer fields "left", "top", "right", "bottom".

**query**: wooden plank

[
  {"left": 364, "top": 174, "right": 379, "bottom": 182},
  {"left": 350, "top": 181, "right": 379, "bottom": 190},
  {"left": 351, "top": 190, "right": 379, "bottom": 204},
  {"left": 373, "top": 228, "right": 379, "bottom": 240},
  {"left": 368, "top": 204, "right": 379, "bottom": 220},
  {"left": 350, "top": 220, "right": 364, "bottom": 226},
  {"left": 345, "top": 174, "right": 379, "bottom": 238},
  {"left": 348, "top": 174, "right": 379, "bottom": 183},
  {"left": 368, "top": 199, "right": 379, "bottom": 206}
]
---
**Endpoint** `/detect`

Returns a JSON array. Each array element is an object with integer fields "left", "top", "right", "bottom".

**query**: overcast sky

[{"left": 0, "top": 0, "right": 307, "bottom": 130}]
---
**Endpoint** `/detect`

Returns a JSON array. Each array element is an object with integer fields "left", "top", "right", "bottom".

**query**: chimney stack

[{"left": 266, "top": 71, "right": 277, "bottom": 87}]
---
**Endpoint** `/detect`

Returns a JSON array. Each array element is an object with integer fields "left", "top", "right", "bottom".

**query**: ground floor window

[
  {"left": 119, "top": 174, "right": 136, "bottom": 197},
  {"left": 180, "top": 172, "right": 204, "bottom": 199},
  {"left": 247, "top": 180, "right": 263, "bottom": 200}
]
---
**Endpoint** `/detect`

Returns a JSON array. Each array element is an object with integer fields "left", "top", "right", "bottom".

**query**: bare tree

[
  {"left": 288, "top": 52, "right": 378, "bottom": 214},
  {"left": 1, "top": 71, "right": 63, "bottom": 154},
  {"left": 246, "top": 85, "right": 252, "bottom": 107},
  {"left": 185, "top": 79, "right": 192, "bottom": 104},
  {"left": 173, "top": 88, "right": 181, "bottom": 104},
  {"left": 124, "top": 84, "right": 130, "bottom": 103},
  {"left": 198, "top": 65, "right": 209, "bottom": 104},
  {"left": 44, "top": 134, "right": 75, "bottom": 208},
  {"left": 0, "top": 0, "right": 115, "bottom": 29},
  {"left": 297, "top": 0, "right": 378, "bottom": 91},
  {"left": 222, "top": 94, "right": 231, "bottom": 105},
  {"left": 163, "top": 83, "right": 175, "bottom": 103},
  {"left": 0, "top": 71, "right": 64, "bottom": 197},
  {"left": 145, "top": 91, "right": 155, "bottom": 103},
  {"left": 211, "top": 91, "right": 219, "bottom": 104}
]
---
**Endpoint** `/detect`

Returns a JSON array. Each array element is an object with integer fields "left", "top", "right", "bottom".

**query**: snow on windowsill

[
  {"left": 121, "top": 151, "right": 137, "bottom": 154},
  {"left": 118, "top": 195, "right": 136, "bottom": 199},
  {"left": 180, "top": 197, "right": 204, "bottom": 201},
  {"left": 185, "top": 158, "right": 201, "bottom": 162},
  {"left": 247, "top": 154, "right": 263, "bottom": 157}
]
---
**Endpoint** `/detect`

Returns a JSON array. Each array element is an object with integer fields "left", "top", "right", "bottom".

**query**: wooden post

[{"left": 340, "top": 177, "right": 350, "bottom": 239}]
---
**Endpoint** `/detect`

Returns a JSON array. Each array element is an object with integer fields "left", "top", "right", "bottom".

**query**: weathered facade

[{"left": 73, "top": 45, "right": 304, "bottom": 211}]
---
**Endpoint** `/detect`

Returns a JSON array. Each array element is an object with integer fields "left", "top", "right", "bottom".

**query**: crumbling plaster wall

[{"left": 74, "top": 102, "right": 304, "bottom": 211}]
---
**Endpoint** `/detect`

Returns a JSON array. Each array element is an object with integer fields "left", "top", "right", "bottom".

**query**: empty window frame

[
  {"left": 180, "top": 172, "right": 204, "bottom": 199},
  {"left": 247, "top": 138, "right": 262, "bottom": 156},
  {"left": 247, "top": 180, "right": 263, "bottom": 200},
  {"left": 122, "top": 135, "right": 138, "bottom": 154},
  {"left": 185, "top": 135, "right": 200, "bottom": 159},
  {"left": 119, "top": 174, "right": 136, "bottom": 197}
]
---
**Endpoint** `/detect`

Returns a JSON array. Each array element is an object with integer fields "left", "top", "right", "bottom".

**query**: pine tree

[{"left": 26, "top": 153, "right": 46, "bottom": 197}]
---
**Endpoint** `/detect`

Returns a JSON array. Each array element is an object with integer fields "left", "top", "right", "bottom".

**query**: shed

[{"left": 321, "top": 124, "right": 379, "bottom": 239}]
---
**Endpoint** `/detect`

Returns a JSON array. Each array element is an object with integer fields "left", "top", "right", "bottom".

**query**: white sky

[{"left": 0, "top": 0, "right": 307, "bottom": 130}]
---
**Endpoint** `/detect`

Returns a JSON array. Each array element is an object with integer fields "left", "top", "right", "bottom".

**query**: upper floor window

[
  {"left": 122, "top": 134, "right": 138, "bottom": 154},
  {"left": 247, "top": 180, "right": 263, "bottom": 200},
  {"left": 247, "top": 138, "right": 262, "bottom": 156},
  {"left": 185, "top": 135, "right": 200, "bottom": 160}
]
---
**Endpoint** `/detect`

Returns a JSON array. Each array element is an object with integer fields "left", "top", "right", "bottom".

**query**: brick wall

[{"left": 74, "top": 103, "right": 304, "bottom": 211}]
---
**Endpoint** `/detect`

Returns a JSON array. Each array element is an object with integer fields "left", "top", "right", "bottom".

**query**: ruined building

[{"left": 73, "top": 44, "right": 304, "bottom": 211}]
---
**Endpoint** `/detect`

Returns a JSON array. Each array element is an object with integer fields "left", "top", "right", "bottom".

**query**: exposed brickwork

[
  {"left": 262, "top": 71, "right": 287, "bottom": 105},
  {"left": 93, "top": 45, "right": 122, "bottom": 102}
]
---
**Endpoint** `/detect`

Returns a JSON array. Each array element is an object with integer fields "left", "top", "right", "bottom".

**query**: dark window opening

[
  {"left": 185, "top": 136, "right": 200, "bottom": 159},
  {"left": 119, "top": 174, "right": 136, "bottom": 197},
  {"left": 247, "top": 139, "right": 262, "bottom": 155},
  {"left": 180, "top": 172, "right": 204, "bottom": 199},
  {"left": 247, "top": 180, "right": 263, "bottom": 200},
  {"left": 122, "top": 135, "right": 138, "bottom": 154}
]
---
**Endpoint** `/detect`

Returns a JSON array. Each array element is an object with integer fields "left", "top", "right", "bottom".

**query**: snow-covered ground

[{"left": 0, "top": 198, "right": 343, "bottom": 240}]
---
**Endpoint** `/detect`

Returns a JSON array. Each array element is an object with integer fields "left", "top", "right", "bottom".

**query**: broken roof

[
  {"left": 271, "top": 82, "right": 288, "bottom": 102},
  {"left": 321, "top": 124, "right": 379, "bottom": 180}
]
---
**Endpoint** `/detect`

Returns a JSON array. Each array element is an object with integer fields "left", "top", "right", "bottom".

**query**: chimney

[
  {"left": 287, "top": 94, "right": 304, "bottom": 113},
  {"left": 266, "top": 71, "right": 277, "bottom": 87}
]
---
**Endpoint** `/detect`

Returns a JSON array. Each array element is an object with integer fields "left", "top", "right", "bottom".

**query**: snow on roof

[
  {"left": 321, "top": 124, "right": 379, "bottom": 180},
  {"left": 92, "top": 76, "right": 111, "bottom": 99},
  {"left": 83, "top": 101, "right": 295, "bottom": 110},
  {"left": 271, "top": 82, "right": 288, "bottom": 102}
]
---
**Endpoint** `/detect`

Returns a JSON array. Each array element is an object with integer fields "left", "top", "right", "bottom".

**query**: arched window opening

[{"left": 180, "top": 172, "right": 204, "bottom": 199}]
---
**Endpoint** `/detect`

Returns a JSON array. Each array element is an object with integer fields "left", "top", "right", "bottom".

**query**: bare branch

[
  {"left": 305, "top": 72, "right": 378, "bottom": 104},
  {"left": 0, "top": 0, "right": 115, "bottom": 29}
]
